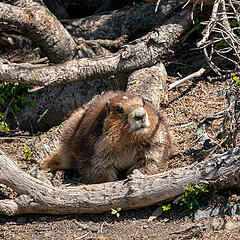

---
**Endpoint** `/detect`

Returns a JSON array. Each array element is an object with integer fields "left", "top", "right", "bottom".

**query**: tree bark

[
  {"left": 0, "top": 1, "right": 77, "bottom": 63},
  {"left": 127, "top": 63, "right": 168, "bottom": 108},
  {"left": 0, "top": 4, "right": 194, "bottom": 86},
  {"left": 0, "top": 147, "right": 239, "bottom": 216},
  {"left": 63, "top": 1, "right": 181, "bottom": 40},
  {"left": 10, "top": 78, "right": 118, "bottom": 132}
]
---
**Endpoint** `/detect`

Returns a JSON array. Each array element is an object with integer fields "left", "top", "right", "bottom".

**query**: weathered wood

[
  {"left": 176, "top": 0, "right": 214, "bottom": 4},
  {"left": 0, "top": 5, "right": 194, "bottom": 86},
  {"left": 10, "top": 78, "right": 117, "bottom": 132},
  {"left": 127, "top": 63, "right": 168, "bottom": 108},
  {"left": 0, "top": 1, "right": 77, "bottom": 63},
  {"left": 0, "top": 148, "right": 239, "bottom": 216},
  {"left": 63, "top": 1, "right": 181, "bottom": 40}
]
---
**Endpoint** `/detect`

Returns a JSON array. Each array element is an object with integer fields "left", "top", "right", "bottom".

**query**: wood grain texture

[{"left": 0, "top": 148, "right": 239, "bottom": 215}]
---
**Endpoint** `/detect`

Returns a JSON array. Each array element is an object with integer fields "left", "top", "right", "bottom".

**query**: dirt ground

[{"left": 1, "top": 41, "right": 240, "bottom": 239}]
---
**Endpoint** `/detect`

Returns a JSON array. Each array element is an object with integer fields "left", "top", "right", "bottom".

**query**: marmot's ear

[
  {"left": 105, "top": 102, "right": 111, "bottom": 114},
  {"left": 142, "top": 98, "right": 146, "bottom": 106}
]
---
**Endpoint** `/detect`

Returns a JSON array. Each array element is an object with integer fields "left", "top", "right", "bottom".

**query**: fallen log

[
  {"left": 0, "top": 147, "right": 239, "bottom": 216},
  {"left": 63, "top": 1, "right": 181, "bottom": 40},
  {"left": 0, "top": 4, "right": 194, "bottom": 86}
]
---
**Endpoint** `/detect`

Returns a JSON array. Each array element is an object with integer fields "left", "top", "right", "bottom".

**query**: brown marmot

[{"left": 42, "top": 91, "right": 172, "bottom": 184}]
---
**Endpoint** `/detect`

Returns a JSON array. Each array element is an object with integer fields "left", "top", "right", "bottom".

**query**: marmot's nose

[
  {"left": 133, "top": 108, "right": 147, "bottom": 121},
  {"left": 134, "top": 114, "right": 145, "bottom": 121}
]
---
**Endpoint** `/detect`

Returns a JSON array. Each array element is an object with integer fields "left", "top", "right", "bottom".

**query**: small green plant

[
  {"left": 162, "top": 203, "right": 171, "bottom": 211},
  {"left": 133, "top": 1, "right": 145, "bottom": 8},
  {"left": 190, "top": 124, "right": 204, "bottom": 136},
  {"left": 0, "top": 113, "right": 10, "bottom": 131},
  {"left": 233, "top": 75, "right": 240, "bottom": 88},
  {"left": 111, "top": 206, "right": 123, "bottom": 217},
  {"left": 180, "top": 183, "right": 210, "bottom": 209},
  {"left": 176, "top": 65, "right": 188, "bottom": 72},
  {"left": 0, "top": 82, "right": 36, "bottom": 112},
  {"left": 194, "top": 18, "right": 206, "bottom": 36},
  {"left": 229, "top": 19, "right": 240, "bottom": 35},
  {"left": 21, "top": 146, "right": 32, "bottom": 161}
]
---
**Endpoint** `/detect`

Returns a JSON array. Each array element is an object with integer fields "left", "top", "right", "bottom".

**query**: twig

[
  {"left": 197, "top": 0, "right": 220, "bottom": 48},
  {"left": 3, "top": 96, "right": 14, "bottom": 126},
  {"left": 168, "top": 68, "right": 206, "bottom": 90},
  {"left": 28, "top": 57, "right": 48, "bottom": 64},
  {"left": 77, "top": 36, "right": 128, "bottom": 49},
  {"left": 76, "top": 232, "right": 89, "bottom": 240},
  {"left": 155, "top": 0, "right": 162, "bottom": 13},
  {"left": 173, "top": 121, "right": 194, "bottom": 129},
  {"left": 0, "top": 136, "right": 33, "bottom": 140}
]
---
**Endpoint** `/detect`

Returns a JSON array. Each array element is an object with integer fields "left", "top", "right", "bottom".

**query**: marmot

[{"left": 42, "top": 91, "right": 172, "bottom": 184}]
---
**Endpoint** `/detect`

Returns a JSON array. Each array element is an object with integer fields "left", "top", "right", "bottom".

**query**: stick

[{"left": 168, "top": 68, "right": 206, "bottom": 90}]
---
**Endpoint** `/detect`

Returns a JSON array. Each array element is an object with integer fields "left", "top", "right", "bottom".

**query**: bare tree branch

[
  {"left": 0, "top": 5, "right": 194, "bottom": 86},
  {"left": 0, "top": 147, "right": 239, "bottom": 216},
  {"left": 63, "top": 1, "right": 181, "bottom": 41},
  {"left": 168, "top": 68, "right": 206, "bottom": 90},
  {"left": 0, "top": 2, "right": 77, "bottom": 63}
]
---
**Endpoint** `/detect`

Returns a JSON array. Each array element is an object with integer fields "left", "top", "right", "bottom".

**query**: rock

[
  {"left": 90, "top": 225, "right": 99, "bottom": 233},
  {"left": 194, "top": 206, "right": 220, "bottom": 221}
]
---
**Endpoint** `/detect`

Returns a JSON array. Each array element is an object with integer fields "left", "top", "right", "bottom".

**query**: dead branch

[
  {"left": 0, "top": 5, "right": 194, "bottom": 86},
  {"left": 63, "top": 1, "right": 181, "bottom": 41},
  {"left": 0, "top": 1, "right": 77, "bottom": 63},
  {"left": 168, "top": 68, "right": 206, "bottom": 90},
  {"left": 197, "top": 0, "right": 240, "bottom": 74},
  {"left": 0, "top": 147, "right": 239, "bottom": 216},
  {"left": 176, "top": 0, "right": 215, "bottom": 5}
]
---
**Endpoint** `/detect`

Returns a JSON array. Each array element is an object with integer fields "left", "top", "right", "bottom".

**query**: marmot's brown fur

[{"left": 42, "top": 91, "right": 172, "bottom": 184}]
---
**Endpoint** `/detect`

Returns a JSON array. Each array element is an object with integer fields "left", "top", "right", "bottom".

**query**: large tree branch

[
  {"left": 0, "top": 2, "right": 77, "bottom": 63},
  {"left": 0, "top": 147, "right": 239, "bottom": 216},
  {"left": 63, "top": 1, "right": 181, "bottom": 40},
  {"left": 0, "top": 5, "right": 194, "bottom": 86}
]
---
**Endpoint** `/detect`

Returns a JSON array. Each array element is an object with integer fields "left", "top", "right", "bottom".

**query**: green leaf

[
  {"left": 162, "top": 204, "right": 171, "bottom": 211},
  {"left": 233, "top": 76, "right": 240, "bottom": 83},
  {"left": 193, "top": 198, "right": 199, "bottom": 206},
  {"left": 216, "top": 40, "right": 228, "bottom": 47},
  {"left": 116, "top": 206, "right": 122, "bottom": 211},
  {"left": 111, "top": 209, "right": 117, "bottom": 215},
  {"left": 229, "top": 19, "right": 238, "bottom": 28},
  {"left": 196, "top": 127, "right": 203, "bottom": 135}
]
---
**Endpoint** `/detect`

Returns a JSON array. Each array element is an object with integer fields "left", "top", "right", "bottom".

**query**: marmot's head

[{"left": 104, "top": 93, "right": 159, "bottom": 139}]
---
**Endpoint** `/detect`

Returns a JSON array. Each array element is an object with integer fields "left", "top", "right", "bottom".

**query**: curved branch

[
  {"left": 0, "top": 2, "right": 77, "bottom": 63},
  {"left": 0, "top": 148, "right": 239, "bottom": 216},
  {"left": 0, "top": 5, "right": 194, "bottom": 86}
]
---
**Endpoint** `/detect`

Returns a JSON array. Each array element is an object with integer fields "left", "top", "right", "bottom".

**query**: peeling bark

[{"left": 0, "top": 148, "right": 239, "bottom": 216}]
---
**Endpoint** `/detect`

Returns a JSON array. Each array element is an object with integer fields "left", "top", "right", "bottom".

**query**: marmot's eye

[{"left": 116, "top": 106, "right": 124, "bottom": 114}]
